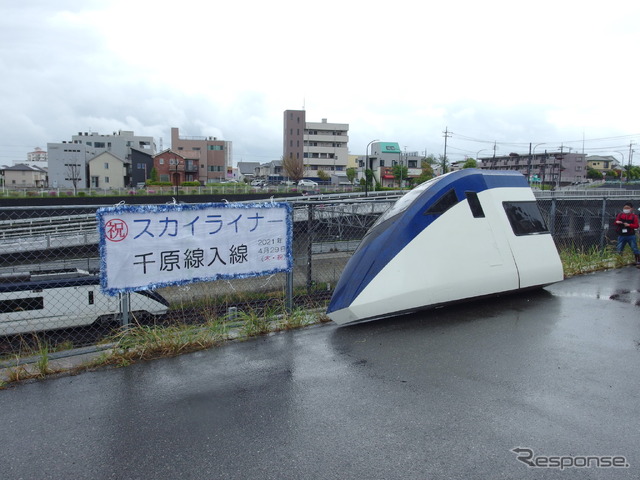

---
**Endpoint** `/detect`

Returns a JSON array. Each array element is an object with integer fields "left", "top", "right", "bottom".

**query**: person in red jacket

[{"left": 614, "top": 202, "right": 640, "bottom": 264}]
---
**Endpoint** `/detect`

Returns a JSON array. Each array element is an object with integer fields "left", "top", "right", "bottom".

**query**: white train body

[
  {"left": 327, "top": 169, "right": 564, "bottom": 325},
  {"left": 0, "top": 269, "right": 168, "bottom": 335}
]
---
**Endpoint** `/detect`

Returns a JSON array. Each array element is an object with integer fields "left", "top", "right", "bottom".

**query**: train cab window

[
  {"left": 0, "top": 297, "right": 44, "bottom": 313},
  {"left": 425, "top": 189, "right": 458, "bottom": 215},
  {"left": 88, "top": 291, "right": 94, "bottom": 305},
  {"left": 465, "top": 191, "right": 485, "bottom": 218},
  {"left": 503, "top": 201, "right": 549, "bottom": 235}
]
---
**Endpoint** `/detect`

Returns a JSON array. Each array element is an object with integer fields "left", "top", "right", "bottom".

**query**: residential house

[
  {"left": 237, "top": 162, "right": 260, "bottom": 183},
  {"left": 2, "top": 164, "right": 47, "bottom": 188},
  {"left": 88, "top": 152, "right": 127, "bottom": 189},
  {"left": 152, "top": 150, "right": 192, "bottom": 185}
]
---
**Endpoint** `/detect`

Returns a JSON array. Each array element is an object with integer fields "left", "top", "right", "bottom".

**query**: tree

[
  {"left": 150, "top": 167, "right": 159, "bottom": 182},
  {"left": 414, "top": 161, "right": 435, "bottom": 184},
  {"left": 346, "top": 167, "right": 357, "bottom": 184},
  {"left": 391, "top": 164, "right": 408, "bottom": 187},
  {"left": 462, "top": 158, "right": 477, "bottom": 169},
  {"left": 438, "top": 154, "right": 449, "bottom": 174},
  {"left": 423, "top": 154, "right": 438, "bottom": 165},
  {"left": 363, "top": 169, "right": 374, "bottom": 189},
  {"left": 281, "top": 155, "right": 304, "bottom": 182},
  {"left": 65, "top": 162, "right": 83, "bottom": 194},
  {"left": 317, "top": 170, "right": 330, "bottom": 182},
  {"left": 586, "top": 167, "right": 602, "bottom": 180}
]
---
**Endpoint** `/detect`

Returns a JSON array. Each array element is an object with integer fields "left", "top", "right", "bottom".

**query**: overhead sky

[{"left": 2, "top": 1, "right": 639, "bottom": 166}]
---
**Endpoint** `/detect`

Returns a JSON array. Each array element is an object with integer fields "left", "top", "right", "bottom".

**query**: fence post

[
  {"left": 306, "top": 204, "right": 314, "bottom": 294},
  {"left": 600, "top": 197, "right": 608, "bottom": 251},
  {"left": 286, "top": 206, "right": 294, "bottom": 313},
  {"left": 121, "top": 292, "right": 130, "bottom": 329},
  {"left": 286, "top": 269, "right": 294, "bottom": 314},
  {"left": 549, "top": 197, "right": 557, "bottom": 237}
]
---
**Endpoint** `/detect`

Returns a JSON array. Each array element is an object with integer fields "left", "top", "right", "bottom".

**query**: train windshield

[{"left": 373, "top": 176, "right": 443, "bottom": 227}]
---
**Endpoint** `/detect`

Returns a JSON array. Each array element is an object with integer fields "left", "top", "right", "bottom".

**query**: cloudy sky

[{"left": 2, "top": 1, "right": 639, "bottom": 166}]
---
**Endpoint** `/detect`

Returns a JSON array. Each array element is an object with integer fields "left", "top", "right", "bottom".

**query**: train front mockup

[{"left": 326, "top": 169, "right": 564, "bottom": 325}]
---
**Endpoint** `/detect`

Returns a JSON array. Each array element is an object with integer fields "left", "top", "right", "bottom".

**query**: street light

[{"left": 365, "top": 139, "right": 379, "bottom": 197}]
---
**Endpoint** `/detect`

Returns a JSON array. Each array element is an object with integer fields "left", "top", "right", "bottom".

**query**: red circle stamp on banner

[{"left": 105, "top": 218, "right": 128, "bottom": 242}]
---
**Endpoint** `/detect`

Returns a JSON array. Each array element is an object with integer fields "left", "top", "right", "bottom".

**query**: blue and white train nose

[{"left": 327, "top": 169, "right": 563, "bottom": 325}]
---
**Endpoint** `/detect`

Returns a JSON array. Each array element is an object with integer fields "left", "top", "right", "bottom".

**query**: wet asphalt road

[{"left": 2, "top": 267, "right": 640, "bottom": 479}]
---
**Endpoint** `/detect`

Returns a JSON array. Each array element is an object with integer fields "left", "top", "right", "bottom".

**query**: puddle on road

[
  {"left": 609, "top": 289, "right": 640, "bottom": 306},
  {"left": 549, "top": 288, "right": 640, "bottom": 306}
]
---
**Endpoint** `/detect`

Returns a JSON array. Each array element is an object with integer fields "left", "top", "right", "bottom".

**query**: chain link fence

[{"left": 1, "top": 191, "right": 639, "bottom": 357}]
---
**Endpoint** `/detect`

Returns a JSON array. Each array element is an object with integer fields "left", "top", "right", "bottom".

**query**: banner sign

[{"left": 97, "top": 202, "right": 292, "bottom": 295}]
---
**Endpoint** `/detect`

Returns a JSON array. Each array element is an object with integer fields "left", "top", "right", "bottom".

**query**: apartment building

[
  {"left": 283, "top": 110, "right": 349, "bottom": 180},
  {"left": 170, "top": 127, "right": 231, "bottom": 184},
  {"left": 478, "top": 151, "right": 587, "bottom": 185}
]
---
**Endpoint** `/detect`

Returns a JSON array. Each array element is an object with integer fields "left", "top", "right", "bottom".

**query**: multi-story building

[
  {"left": 130, "top": 148, "right": 154, "bottom": 186},
  {"left": 23, "top": 147, "right": 48, "bottom": 168},
  {"left": 478, "top": 151, "right": 587, "bottom": 185},
  {"left": 152, "top": 149, "right": 198, "bottom": 185},
  {"left": 47, "top": 130, "right": 156, "bottom": 189},
  {"left": 170, "top": 127, "right": 231, "bottom": 184},
  {"left": 283, "top": 110, "right": 349, "bottom": 180},
  {"left": 356, "top": 142, "right": 423, "bottom": 187}
]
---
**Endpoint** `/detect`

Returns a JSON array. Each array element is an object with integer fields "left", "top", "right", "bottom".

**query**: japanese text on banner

[{"left": 97, "top": 202, "right": 292, "bottom": 295}]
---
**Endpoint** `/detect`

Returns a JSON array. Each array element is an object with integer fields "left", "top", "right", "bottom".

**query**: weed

[
  {"left": 238, "top": 309, "right": 273, "bottom": 337},
  {"left": 278, "top": 308, "right": 313, "bottom": 330},
  {"left": 35, "top": 342, "right": 51, "bottom": 377},
  {"left": 559, "top": 244, "right": 634, "bottom": 277}
]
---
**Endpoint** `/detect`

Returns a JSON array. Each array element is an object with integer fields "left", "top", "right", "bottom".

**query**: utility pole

[
  {"left": 492, "top": 141, "right": 497, "bottom": 169},
  {"left": 442, "top": 127, "right": 451, "bottom": 175},
  {"left": 627, "top": 142, "right": 634, "bottom": 183}
]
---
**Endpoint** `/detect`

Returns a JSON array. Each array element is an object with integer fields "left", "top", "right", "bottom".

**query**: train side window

[
  {"left": 425, "top": 189, "right": 458, "bottom": 215},
  {"left": 465, "top": 191, "right": 485, "bottom": 218},
  {"left": 0, "top": 297, "right": 45, "bottom": 313},
  {"left": 503, "top": 201, "right": 549, "bottom": 235}
]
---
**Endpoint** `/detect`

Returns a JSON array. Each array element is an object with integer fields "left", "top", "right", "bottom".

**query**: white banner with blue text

[{"left": 97, "top": 202, "right": 293, "bottom": 295}]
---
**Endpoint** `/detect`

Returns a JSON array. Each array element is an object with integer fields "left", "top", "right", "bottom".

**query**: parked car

[
  {"left": 298, "top": 179, "right": 318, "bottom": 187},
  {"left": 250, "top": 179, "right": 266, "bottom": 187},
  {"left": 280, "top": 180, "right": 295, "bottom": 186}
]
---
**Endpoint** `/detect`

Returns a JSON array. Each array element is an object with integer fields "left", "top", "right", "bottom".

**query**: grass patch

[
  {"left": 559, "top": 244, "right": 635, "bottom": 277},
  {"left": 95, "top": 317, "right": 230, "bottom": 366}
]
